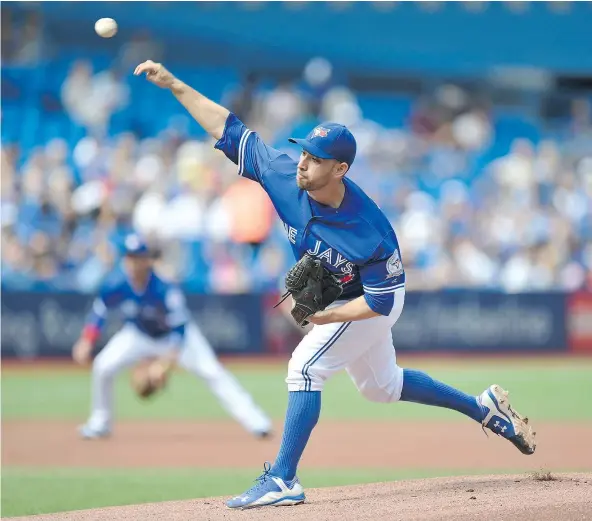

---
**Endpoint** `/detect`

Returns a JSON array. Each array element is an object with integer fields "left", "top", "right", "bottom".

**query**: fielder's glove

[
  {"left": 134, "top": 378, "right": 159, "bottom": 399},
  {"left": 275, "top": 254, "right": 343, "bottom": 327},
  {"left": 130, "top": 360, "right": 167, "bottom": 399}
]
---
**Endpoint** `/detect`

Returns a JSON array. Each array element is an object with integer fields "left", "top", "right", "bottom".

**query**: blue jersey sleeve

[
  {"left": 214, "top": 113, "right": 286, "bottom": 185},
  {"left": 360, "top": 233, "right": 405, "bottom": 316},
  {"left": 82, "top": 283, "right": 121, "bottom": 342}
]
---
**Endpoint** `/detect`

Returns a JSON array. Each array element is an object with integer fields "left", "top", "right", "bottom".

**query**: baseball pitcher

[
  {"left": 72, "top": 234, "right": 272, "bottom": 440},
  {"left": 135, "top": 60, "right": 536, "bottom": 509}
]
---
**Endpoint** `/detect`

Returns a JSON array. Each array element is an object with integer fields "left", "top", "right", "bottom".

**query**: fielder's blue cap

[
  {"left": 289, "top": 123, "right": 357, "bottom": 167},
  {"left": 123, "top": 234, "right": 151, "bottom": 256}
]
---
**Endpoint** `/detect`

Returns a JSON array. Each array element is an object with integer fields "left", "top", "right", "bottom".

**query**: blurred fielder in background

[{"left": 72, "top": 233, "right": 273, "bottom": 440}]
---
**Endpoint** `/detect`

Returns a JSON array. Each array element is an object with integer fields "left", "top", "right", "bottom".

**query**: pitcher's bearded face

[{"left": 296, "top": 151, "right": 347, "bottom": 191}]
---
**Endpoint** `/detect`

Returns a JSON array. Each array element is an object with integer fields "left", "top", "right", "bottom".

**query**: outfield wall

[{"left": 2, "top": 291, "right": 591, "bottom": 359}]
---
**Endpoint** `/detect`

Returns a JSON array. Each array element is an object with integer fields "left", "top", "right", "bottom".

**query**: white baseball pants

[
  {"left": 85, "top": 322, "right": 272, "bottom": 435},
  {"left": 286, "top": 288, "right": 406, "bottom": 402}
]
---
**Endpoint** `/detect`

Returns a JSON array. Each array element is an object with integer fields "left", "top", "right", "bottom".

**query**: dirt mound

[
  {"left": 11, "top": 473, "right": 592, "bottom": 521},
  {"left": 5, "top": 421, "right": 591, "bottom": 470}
]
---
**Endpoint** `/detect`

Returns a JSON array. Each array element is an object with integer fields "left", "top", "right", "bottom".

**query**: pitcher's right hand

[{"left": 134, "top": 60, "right": 176, "bottom": 89}]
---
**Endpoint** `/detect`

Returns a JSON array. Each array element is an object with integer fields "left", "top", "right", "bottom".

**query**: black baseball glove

[{"left": 275, "top": 254, "right": 343, "bottom": 327}]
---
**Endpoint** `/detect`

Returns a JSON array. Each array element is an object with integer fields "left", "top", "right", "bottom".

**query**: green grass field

[{"left": 2, "top": 358, "right": 591, "bottom": 517}]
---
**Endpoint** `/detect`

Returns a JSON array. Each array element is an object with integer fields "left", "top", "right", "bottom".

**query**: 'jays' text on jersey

[
  {"left": 215, "top": 113, "right": 406, "bottom": 316},
  {"left": 83, "top": 271, "right": 189, "bottom": 344}
]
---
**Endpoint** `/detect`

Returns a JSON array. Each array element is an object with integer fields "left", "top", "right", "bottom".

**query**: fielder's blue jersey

[
  {"left": 215, "top": 113, "right": 406, "bottom": 316},
  {"left": 85, "top": 270, "right": 189, "bottom": 342}
]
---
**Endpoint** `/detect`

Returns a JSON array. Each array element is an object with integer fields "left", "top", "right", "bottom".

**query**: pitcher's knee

[
  {"left": 358, "top": 365, "right": 404, "bottom": 403},
  {"left": 286, "top": 358, "right": 326, "bottom": 392},
  {"left": 359, "top": 384, "right": 397, "bottom": 403}
]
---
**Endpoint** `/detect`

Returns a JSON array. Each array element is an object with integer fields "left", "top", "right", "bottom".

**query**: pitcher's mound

[{"left": 12, "top": 473, "right": 592, "bottom": 521}]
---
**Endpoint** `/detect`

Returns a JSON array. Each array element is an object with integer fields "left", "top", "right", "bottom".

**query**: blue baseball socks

[
  {"left": 271, "top": 391, "right": 321, "bottom": 481},
  {"left": 270, "top": 373, "right": 483, "bottom": 481},
  {"left": 400, "top": 369, "right": 484, "bottom": 422}
]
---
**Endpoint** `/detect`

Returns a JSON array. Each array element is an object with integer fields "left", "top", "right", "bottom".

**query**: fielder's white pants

[
  {"left": 86, "top": 322, "right": 272, "bottom": 435},
  {"left": 286, "top": 288, "right": 406, "bottom": 402}
]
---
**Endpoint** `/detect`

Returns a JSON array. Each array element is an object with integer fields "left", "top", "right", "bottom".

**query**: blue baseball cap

[
  {"left": 122, "top": 234, "right": 151, "bottom": 257},
  {"left": 289, "top": 123, "right": 357, "bottom": 167}
]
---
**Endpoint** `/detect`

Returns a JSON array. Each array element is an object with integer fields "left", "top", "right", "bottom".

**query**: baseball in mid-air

[{"left": 95, "top": 18, "right": 118, "bottom": 38}]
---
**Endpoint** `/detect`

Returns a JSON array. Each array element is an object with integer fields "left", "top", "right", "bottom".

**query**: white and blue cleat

[
  {"left": 478, "top": 384, "right": 536, "bottom": 455},
  {"left": 226, "top": 462, "right": 305, "bottom": 509},
  {"left": 78, "top": 424, "right": 111, "bottom": 440}
]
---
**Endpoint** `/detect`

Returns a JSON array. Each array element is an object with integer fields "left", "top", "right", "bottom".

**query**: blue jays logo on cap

[
  {"left": 312, "top": 127, "right": 330, "bottom": 138},
  {"left": 289, "top": 122, "right": 357, "bottom": 167}
]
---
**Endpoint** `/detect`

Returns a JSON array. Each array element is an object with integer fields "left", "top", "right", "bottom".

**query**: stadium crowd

[{"left": 2, "top": 13, "right": 591, "bottom": 295}]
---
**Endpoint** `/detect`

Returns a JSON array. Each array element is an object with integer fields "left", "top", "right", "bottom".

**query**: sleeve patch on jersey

[{"left": 386, "top": 249, "right": 404, "bottom": 279}]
